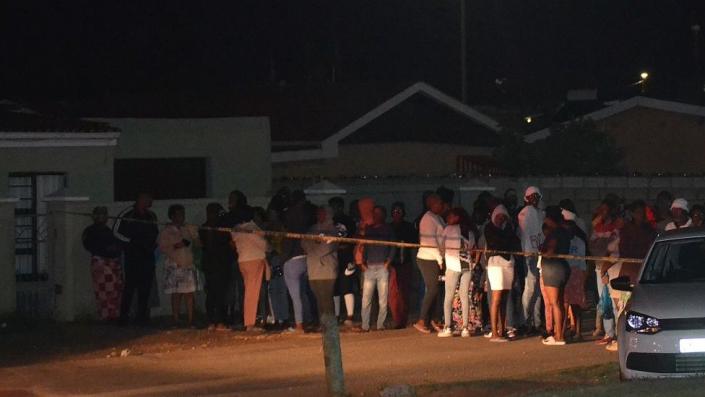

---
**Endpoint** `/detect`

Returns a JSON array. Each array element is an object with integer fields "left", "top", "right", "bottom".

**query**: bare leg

[
  {"left": 545, "top": 286, "right": 565, "bottom": 341},
  {"left": 490, "top": 290, "right": 503, "bottom": 337},
  {"left": 171, "top": 294, "right": 181, "bottom": 323},
  {"left": 185, "top": 293, "right": 194, "bottom": 326},
  {"left": 498, "top": 290, "right": 508, "bottom": 335},
  {"left": 572, "top": 305, "right": 582, "bottom": 338}
]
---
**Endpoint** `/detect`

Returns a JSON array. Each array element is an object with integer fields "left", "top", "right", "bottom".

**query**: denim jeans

[
  {"left": 361, "top": 265, "right": 389, "bottom": 330},
  {"left": 520, "top": 256, "right": 542, "bottom": 328},
  {"left": 444, "top": 269, "right": 472, "bottom": 329},
  {"left": 284, "top": 256, "right": 314, "bottom": 324}
]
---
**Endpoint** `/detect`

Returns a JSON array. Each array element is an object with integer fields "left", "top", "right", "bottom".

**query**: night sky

[{"left": 2, "top": 1, "right": 705, "bottom": 108}]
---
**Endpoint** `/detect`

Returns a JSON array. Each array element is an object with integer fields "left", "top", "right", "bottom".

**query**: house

[
  {"left": 524, "top": 96, "right": 705, "bottom": 175},
  {"left": 270, "top": 82, "right": 503, "bottom": 180},
  {"left": 0, "top": 101, "right": 271, "bottom": 318}
]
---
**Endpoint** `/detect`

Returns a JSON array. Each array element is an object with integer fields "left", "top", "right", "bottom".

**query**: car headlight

[{"left": 626, "top": 311, "right": 661, "bottom": 334}]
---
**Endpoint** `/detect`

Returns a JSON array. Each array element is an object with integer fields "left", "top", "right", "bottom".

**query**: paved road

[{"left": 0, "top": 328, "right": 615, "bottom": 396}]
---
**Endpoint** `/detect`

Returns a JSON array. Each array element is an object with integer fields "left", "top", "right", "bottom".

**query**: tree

[{"left": 494, "top": 120, "right": 624, "bottom": 176}]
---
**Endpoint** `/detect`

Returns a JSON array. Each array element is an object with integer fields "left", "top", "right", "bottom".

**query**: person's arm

[
  {"left": 385, "top": 228, "right": 397, "bottom": 269},
  {"left": 433, "top": 218, "right": 445, "bottom": 266},
  {"left": 113, "top": 208, "right": 132, "bottom": 243},
  {"left": 81, "top": 227, "right": 94, "bottom": 253}
]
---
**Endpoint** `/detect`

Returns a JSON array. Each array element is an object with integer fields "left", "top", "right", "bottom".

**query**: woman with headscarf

[
  {"left": 540, "top": 206, "right": 572, "bottom": 346},
  {"left": 82, "top": 206, "right": 124, "bottom": 321},
  {"left": 483, "top": 205, "right": 519, "bottom": 342}
]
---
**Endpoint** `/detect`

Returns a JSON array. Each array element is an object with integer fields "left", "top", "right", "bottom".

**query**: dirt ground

[{"left": 0, "top": 318, "right": 626, "bottom": 397}]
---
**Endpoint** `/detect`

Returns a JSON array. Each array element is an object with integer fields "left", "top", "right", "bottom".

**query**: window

[
  {"left": 641, "top": 238, "right": 705, "bottom": 284},
  {"left": 8, "top": 173, "right": 67, "bottom": 279},
  {"left": 113, "top": 158, "right": 208, "bottom": 201}
]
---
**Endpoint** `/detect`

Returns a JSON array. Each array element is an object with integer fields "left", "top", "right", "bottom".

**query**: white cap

[
  {"left": 671, "top": 198, "right": 689, "bottom": 211},
  {"left": 561, "top": 209, "right": 577, "bottom": 221},
  {"left": 524, "top": 186, "right": 541, "bottom": 198}
]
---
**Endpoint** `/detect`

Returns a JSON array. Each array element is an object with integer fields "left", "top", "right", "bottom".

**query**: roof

[
  {"left": 0, "top": 100, "right": 119, "bottom": 133},
  {"left": 37, "top": 83, "right": 407, "bottom": 142},
  {"left": 525, "top": 96, "right": 705, "bottom": 143},
  {"left": 272, "top": 82, "right": 501, "bottom": 162}
]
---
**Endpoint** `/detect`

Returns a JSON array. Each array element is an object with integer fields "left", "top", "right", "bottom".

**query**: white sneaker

[
  {"left": 437, "top": 328, "right": 453, "bottom": 338},
  {"left": 606, "top": 341, "right": 619, "bottom": 352},
  {"left": 461, "top": 328, "right": 471, "bottom": 338},
  {"left": 484, "top": 331, "right": 493, "bottom": 338},
  {"left": 542, "top": 336, "right": 566, "bottom": 346}
]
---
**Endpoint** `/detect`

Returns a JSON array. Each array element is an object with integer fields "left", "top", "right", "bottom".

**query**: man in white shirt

[
  {"left": 665, "top": 198, "right": 692, "bottom": 231},
  {"left": 518, "top": 186, "right": 545, "bottom": 334},
  {"left": 413, "top": 194, "right": 446, "bottom": 334}
]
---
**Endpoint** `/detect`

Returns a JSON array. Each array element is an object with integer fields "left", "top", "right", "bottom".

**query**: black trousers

[
  {"left": 417, "top": 259, "right": 440, "bottom": 326},
  {"left": 205, "top": 267, "right": 232, "bottom": 324},
  {"left": 120, "top": 261, "right": 155, "bottom": 323},
  {"left": 310, "top": 279, "right": 336, "bottom": 319}
]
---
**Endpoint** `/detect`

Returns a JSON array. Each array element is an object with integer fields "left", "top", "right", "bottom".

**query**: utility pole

[{"left": 460, "top": 0, "right": 467, "bottom": 103}]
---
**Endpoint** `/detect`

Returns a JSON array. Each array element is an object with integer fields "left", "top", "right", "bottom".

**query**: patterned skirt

[
  {"left": 164, "top": 261, "right": 197, "bottom": 294},
  {"left": 90, "top": 256, "right": 123, "bottom": 320}
]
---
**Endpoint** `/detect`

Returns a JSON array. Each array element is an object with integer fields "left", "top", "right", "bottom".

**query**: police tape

[{"left": 52, "top": 210, "right": 643, "bottom": 264}]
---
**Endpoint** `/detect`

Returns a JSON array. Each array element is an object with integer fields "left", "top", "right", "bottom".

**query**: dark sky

[{"left": 2, "top": 1, "right": 705, "bottom": 107}]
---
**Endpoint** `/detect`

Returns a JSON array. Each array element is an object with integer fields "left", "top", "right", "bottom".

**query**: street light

[{"left": 640, "top": 71, "right": 649, "bottom": 81}]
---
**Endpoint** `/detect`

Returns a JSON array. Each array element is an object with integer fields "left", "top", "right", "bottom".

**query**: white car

[{"left": 614, "top": 228, "right": 705, "bottom": 379}]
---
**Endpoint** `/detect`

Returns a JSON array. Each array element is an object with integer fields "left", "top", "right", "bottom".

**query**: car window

[{"left": 641, "top": 238, "right": 705, "bottom": 283}]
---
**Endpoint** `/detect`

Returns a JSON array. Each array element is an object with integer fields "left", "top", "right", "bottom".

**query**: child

[{"left": 159, "top": 204, "right": 197, "bottom": 327}]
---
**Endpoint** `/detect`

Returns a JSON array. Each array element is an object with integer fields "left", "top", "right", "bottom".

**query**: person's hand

[
  {"left": 437, "top": 261, "right": 444, "bottom": 270},
  {"left": 601, "top": 273, "right": 609, "bottom": 285},
  {"left": 384, "top": 260, "right": 391, "bottom": 270},
  {"left": 359, "top": 263, "right": 368, "bottom": 272}
]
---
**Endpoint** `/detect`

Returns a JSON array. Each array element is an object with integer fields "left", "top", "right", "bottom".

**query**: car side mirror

[{"left": 610, "top": 276, "right": 633, "bottom": 292}]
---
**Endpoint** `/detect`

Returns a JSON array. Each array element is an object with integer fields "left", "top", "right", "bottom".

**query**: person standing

[
  {"left": 561, "top": 207, "right": 588, "bottom": 341},
  {"left": 388, "top": 202, "right": 417, "bottom": 329},
  {"left": 302, "top": 206, "right": 346, "bottom": 396},
  {"left": 159, "top": 205, "right": 198, "bottom": 327},
  {"left": 357, "top": 206, "right": 396, "bottom": 332},
  {"left": 303, "top": 206, "right": 340, "bottom": 325},
  {"left": 590, "top": 198, "right": 622, "bottom": 344},
  {"left": 281, "top": 190, "right": 317, "bottom": 332},
  {"left": 218, "top": 190, "right": 254, "bottom": 328},
  {"left": 540, "top": 206, "right": 572, "bottom": 346},
  {"left": 654, "top": 191, "right": 674, "bottom": 232},
  {"left": 618, "top": 201, "right": 656, "bottom": 284},
  {"left": 200, "top": 203, "right": 234, "bottom": 331},
  {"left": 665, "top": 198, "right": 692, "bottom": 231},
  {"left": 414, "top": 194, "right": 446, "bottom": 334},
  {"left": 329, "top": 197, "right": 357, "bottom": 326},
  {"left": 518, "top": 186, "right": 544, "bottom": 334},
  {"left": 82, "top": 206, "right": 123, "bottom": 321},
  {"left": 484, "top": 205, "right": 519, "bottom": 342},
  {"left": 114, "top": 192, "right": 159, "bottom": 326},
  {"left": 231, "top": 214, "right": 269, "bottom": 332},
  {"left": 438, "top": 207, "right": 476, "bottom": 338}
]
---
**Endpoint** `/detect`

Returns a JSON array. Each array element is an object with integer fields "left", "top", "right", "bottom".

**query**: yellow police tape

[{"left": 54, "top": 210, "right": 642, "bottom": 264}]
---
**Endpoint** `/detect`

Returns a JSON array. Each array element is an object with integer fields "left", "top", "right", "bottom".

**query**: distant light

[
  {"left": 524, "top": 116, "right": 533, "bottom": 124},
  {"left": 640, "top": 72, "right": 649, "bottom": 80}
]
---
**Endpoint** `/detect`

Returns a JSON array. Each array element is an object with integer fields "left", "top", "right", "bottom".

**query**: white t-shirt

[
  {"left": 417, "top": 211, "right": 446, "bottom": 264},
  {"left": 665, "top": 218, "right": 692, "bottom": 231},
  {"left": 518, "top": 205, "right": 544, "bottom": 253}
]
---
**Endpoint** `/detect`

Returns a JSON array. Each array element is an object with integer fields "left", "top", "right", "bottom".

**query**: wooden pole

[{"left": 321, "top": 311, "right": 346, "bottom": 397}]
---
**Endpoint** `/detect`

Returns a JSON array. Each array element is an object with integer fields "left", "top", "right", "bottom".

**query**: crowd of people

[{"left": 81, "top": 186, "right": 695, "bottom": 350}]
